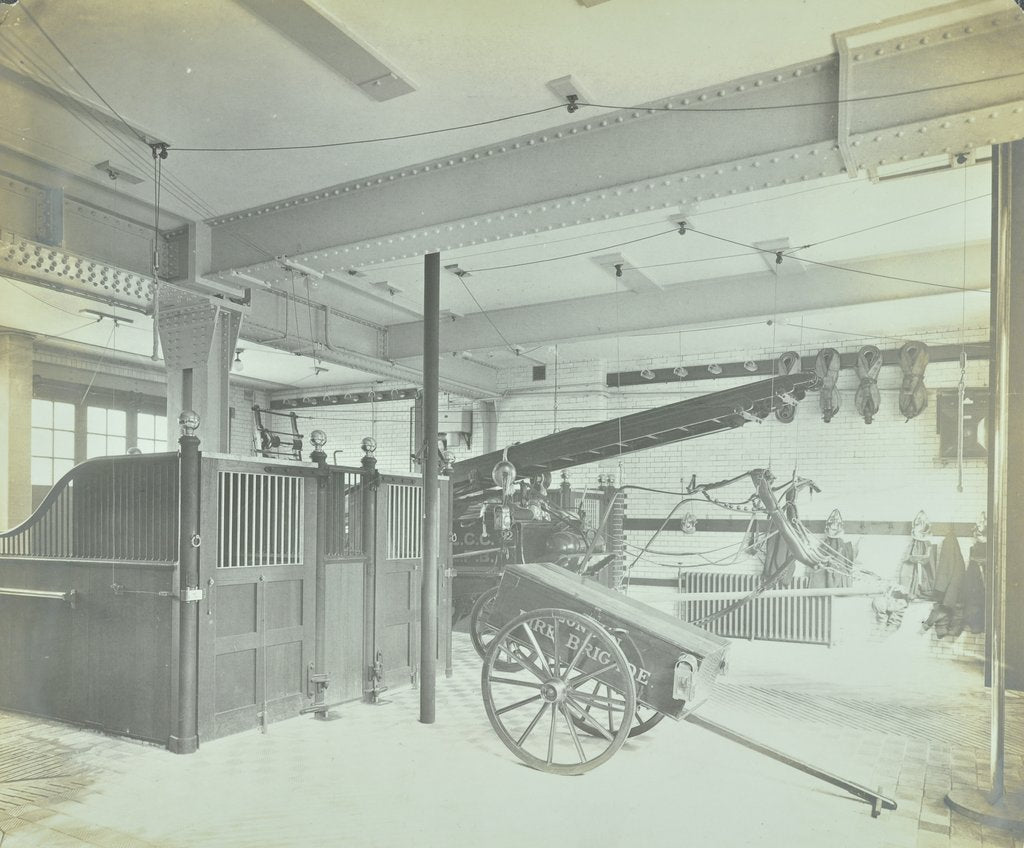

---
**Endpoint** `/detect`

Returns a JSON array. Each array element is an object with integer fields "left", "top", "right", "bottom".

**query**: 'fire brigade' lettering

[{"left": 524, "top": 614, "right": 652, "bottom": 688}]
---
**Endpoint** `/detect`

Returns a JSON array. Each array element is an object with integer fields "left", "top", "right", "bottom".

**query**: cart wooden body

[{"left": 479, "top": 561, "right": 729, "bottom": 774}]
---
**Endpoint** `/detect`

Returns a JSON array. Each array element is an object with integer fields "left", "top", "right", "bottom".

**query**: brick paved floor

[{"left": 0, "top": 633, "right": 1021, "bottom": 848}]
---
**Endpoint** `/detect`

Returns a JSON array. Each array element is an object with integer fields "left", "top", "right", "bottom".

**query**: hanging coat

[
  {"left": 932, "top": 533, "right": 966, "bottom": 606},
  {"left": 962, "top": 541, "right": 986, "bottom": 632},
  {"left": 923, "top": 534, "right": 968, "bottom": 639},
  {"left": 897, "top": 539, "right": 936, "bottom": 599}
]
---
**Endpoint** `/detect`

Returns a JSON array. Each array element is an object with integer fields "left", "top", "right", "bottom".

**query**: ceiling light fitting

[
  {"left": 640, "top": 367, "right": 655, "bottom": 380},
  {"left": 232, "top": 348, "right": 244, "bottom": 372},
  {"left": 743, "top": 360, "right": 758, "bottom": 372},
  {"left": 672, "top": 365, "right": 688, "bottom": 378},
  {"left": 708, "top": 364, "right": 723, "bottom": 376}
]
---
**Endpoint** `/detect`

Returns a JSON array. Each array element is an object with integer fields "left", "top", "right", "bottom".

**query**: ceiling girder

[
  {"left": 203, "top": 5, "right": 1024, "bottom": 276},
  {"left": 385, "top": 243, "right": 992, "bottom": 357}
]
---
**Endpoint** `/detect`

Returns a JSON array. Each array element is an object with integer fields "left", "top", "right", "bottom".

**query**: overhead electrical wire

[
  {"left": 19, "top": 4, "right": 148, "bottom": 146},
  {"left": 454, "top": 273, "right": 517, "bottom": 353},
  {"left": 168, "top": 73, "right": 1024, "bottom": 153},
  {"left": 576, "top": 70, "right": 1024, "bottom": 113},
  {"left": 14, "top": 3, "right": 1001, "bottom": 382},
  {"left": 21, "top": 5, "right": 1020, "bottom": 155},
  {"left": 9, "top": 15, "right": 278, "bottom": 268},
  {"left": 467, "top": 227, "right": 679, "bottom": 273},
  {"left": 172, "top": 105, "right": 569, "bottom": 152},
  {"left": 682, "top": 225, "right": 988, "bottom": 294},
  {"left": 786, "top": 192, "right": 990, "bottom": 254}
]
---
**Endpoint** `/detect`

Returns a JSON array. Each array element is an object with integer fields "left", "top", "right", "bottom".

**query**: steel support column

[
  {"left": 945, "top": 139, "right": 1024, "bottom": 829},
  {"left": 169, "top": 423, "right": 201, "bottom": 754},
  {"left": 420, "top": 252, "right": 440, "bottom": 724},
  {"left": 0, "top": 331, "right": 33, "bottom": 529}
]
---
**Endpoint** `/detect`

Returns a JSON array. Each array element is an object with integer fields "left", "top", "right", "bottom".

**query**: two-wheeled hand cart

[
  {"left": 477, "top": 560, "right": 898, "bottom": 818},
  {"left": 478, "top": 560, "right": 729, "bottom": 775}
]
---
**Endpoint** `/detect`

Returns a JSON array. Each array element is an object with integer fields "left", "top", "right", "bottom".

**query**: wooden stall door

[
  {"left": 373, "top": 477, "right": 422, "bottom": 688},
  {"left": 321, "top": 468, "right": 367, "bottom": 705},
  {"left": 198, "top": 465, "right": 316, "bottom": 741}
]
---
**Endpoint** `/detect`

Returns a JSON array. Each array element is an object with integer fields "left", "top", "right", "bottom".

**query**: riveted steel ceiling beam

[
  {"left": 206, "top": 4, "right": 1024, "bottom": 273},
  {"left": 385, "top": 242, "right": 992, "bottom": 357}
]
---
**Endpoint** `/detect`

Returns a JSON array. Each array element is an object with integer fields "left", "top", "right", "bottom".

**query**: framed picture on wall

[{"left": 936, "top": 388, "right": 988, "bottom": 459}]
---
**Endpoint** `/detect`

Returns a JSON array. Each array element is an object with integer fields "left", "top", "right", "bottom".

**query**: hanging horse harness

[
  {"left": 774, "top": 351, "right": 802, "bottom": 423},
  {"left": 898, "top": 341, "right": 929, "bottom": 422},
  {"left": 853, "top": 345, "right": 882, "bottom": 424},
  {"left": 814, "top": 348, "right": 841, "bottom": 423}
]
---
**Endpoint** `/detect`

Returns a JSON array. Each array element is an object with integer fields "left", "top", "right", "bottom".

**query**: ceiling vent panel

[{"left": 234, "top": 0, "right": 415, "bottom": 101}]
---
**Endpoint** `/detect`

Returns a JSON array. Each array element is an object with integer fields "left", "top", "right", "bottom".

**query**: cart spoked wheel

[
  {"left": 569, "top": 626, "right": 665, "bottom": 739},
  {"left": 481, "top": 608, "right": 636, "bottom": 775},
  {"left": 571, "top": 679, "right": 665, "bottom": 738},
  {"left": 469, "top": 586, "right": 520, "bottom": 673}
]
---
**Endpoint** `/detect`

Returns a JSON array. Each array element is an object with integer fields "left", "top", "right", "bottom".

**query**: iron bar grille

[
  {"left": 570, "top": 491, "right": 604, "bottom": 533},
  {"left": 0, "top": 455, "right": 179, "bottom": 561},
  {"left": 678, "top": 572, "right": 832, "bottom": 646},
  {"left": 217, "top": 471, "right": 304, "bottom": 568},
  {"left": 323, "top": 470, "right": 363, "bottom": 558},
  {"left": 386, "top": 482, "right": 422, "bottom": 561}
]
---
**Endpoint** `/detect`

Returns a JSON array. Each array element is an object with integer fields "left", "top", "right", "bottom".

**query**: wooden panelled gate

[{"left": 0, "top": 448, "right": 452, "bottom": 749}]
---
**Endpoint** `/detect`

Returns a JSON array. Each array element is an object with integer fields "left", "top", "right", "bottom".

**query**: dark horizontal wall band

[
  {"left": 272, "top": 387, "right": 420, "bottom": 409},
  {"left": 608, "top": 342, "right": 990, "bottom": 388},
  {"left": 623, "top": 517, "right": 979, "bottom": 537}
]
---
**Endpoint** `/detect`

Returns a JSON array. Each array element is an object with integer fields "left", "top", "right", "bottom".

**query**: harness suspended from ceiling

[
  {"left": 898, "top": 341, "right": 929, "bottom": 422},
  {"left": 774, "top": 351, "right": 802, "bottom": 423},
  {"left": 853, "top": 345, "right": 883, "bottom": 424},
  {"left": 814, "top": 348, "right": 842, "bottom": 423}
]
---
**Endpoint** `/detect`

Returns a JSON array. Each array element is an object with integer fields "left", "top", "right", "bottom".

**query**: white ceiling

[
  {"left": 1, "top": 0, "right": 948, "bottom": 216},
  {"left": 0, "top": 0, "right": 1019, "bottom": 393}
]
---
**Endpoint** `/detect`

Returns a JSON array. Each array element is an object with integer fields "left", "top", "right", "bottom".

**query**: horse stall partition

[
  {"left": 0, "top": 454, "right": 180, "bottom": 743},
  {"left": 0, "top": 450, "right": 453, "bottom": 749},
  {"left": 195, "top": 458, "right": 451, "bottom": 741}
]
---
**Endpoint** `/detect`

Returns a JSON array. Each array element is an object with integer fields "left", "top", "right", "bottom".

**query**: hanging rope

[
  {"left": 898, "top": 341, "right": 930, "bottom": 422},
  {"left": 853, "top": 345, "right": 882, "bottom": 424},
  {"left": 957, "top": 350, "right": 967, "bottom": 493},
  {"left": 814, "top": 348, "right": 841, "bottom": 423}
]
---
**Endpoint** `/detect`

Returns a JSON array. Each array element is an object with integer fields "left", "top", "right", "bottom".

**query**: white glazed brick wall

[
  {"left": 274, "top": 385, "right": 418, "bottom": 473},
  {"left": 227, "top": 382, "right": 271, "bottom": 457},
  {"left": 611, "top": 329, "right": 987, "bottom": 575},
  {"left": 498, "top": 329, "right": 990, "bottom": 661},
  {"left": 269, "top": 327, "right": 989, "bottom": 660}
]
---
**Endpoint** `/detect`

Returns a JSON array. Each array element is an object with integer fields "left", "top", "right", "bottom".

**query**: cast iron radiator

[{"left": 677, "top": 573, "right": 833, "bottom": 646}]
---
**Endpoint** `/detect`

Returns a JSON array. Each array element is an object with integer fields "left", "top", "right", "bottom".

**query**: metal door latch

[{"left": 365, "top": 650, "right": 389, "bottom": 705}]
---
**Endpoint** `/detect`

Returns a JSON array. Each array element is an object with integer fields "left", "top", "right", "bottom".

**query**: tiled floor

[{"left": 0, "top": 632, "right": 1021, "bottom": 848}]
